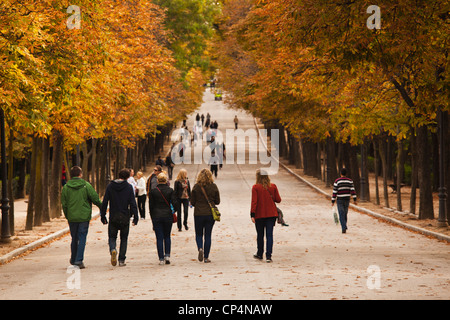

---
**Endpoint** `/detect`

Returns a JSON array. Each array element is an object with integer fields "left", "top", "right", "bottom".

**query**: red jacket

[{"left": 251, "top": 183, "right": 281, "bottom": 219}]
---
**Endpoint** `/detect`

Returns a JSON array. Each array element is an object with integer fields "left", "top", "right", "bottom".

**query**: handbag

[
  {"left": 267, "top": 188, "right": 284, "bottom": 224},
  {"left": 156, "top": 187, "right": 177, "bottom": 223},
  {"left": 200, "top": 186, "right": 221, "bottom": 222}
]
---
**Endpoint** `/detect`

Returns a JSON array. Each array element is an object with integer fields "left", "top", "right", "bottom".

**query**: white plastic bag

[{"left": 332, "top": 206, "right": 339, "bottom": 225}]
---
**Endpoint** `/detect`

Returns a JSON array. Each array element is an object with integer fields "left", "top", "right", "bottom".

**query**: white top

[{"left": 136, "top": 177, "right": 147, "bottom": 196}]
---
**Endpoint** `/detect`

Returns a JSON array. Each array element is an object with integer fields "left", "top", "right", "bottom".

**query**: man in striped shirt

[{"left": 331, "top": 168, "right": 357, "bottom": 233}]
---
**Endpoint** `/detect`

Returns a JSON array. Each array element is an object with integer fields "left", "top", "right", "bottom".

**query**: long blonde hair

[
  {"left": 256, "top": 169, "right": 271, "bottom": 189},
  {"left": 196, "top": 168, "right": 214, "bottom": 186},
  {"left": 176, "top": 168, "right": 188, "bottom": 181}
]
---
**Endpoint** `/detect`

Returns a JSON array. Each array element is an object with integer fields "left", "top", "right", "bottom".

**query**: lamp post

[
  {"left": 0, "top": 108, "right": 11, "bottom": 243},
  {"left": 437, "top": 106, "right": 448, "bottom": 227}
]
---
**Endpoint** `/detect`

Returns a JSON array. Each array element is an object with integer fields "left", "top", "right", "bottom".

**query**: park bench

[{"left": 388, "top": 183, "right": 407, "bottom": 193}]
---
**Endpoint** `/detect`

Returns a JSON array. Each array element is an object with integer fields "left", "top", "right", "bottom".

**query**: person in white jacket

[{"left": 135, "top": 171, "right": 147, "bottom": 219}]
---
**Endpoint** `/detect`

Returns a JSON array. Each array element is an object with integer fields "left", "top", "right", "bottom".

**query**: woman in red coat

[{"left": 250, "top": 169, "right": 281, "bottom": 262}]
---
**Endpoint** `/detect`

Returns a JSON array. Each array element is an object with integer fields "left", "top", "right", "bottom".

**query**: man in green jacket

[{"left": 61, "top": 166, "right": 102, "bottom": 269}]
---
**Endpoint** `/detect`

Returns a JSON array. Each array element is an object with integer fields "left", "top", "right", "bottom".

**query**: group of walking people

[
  {"left": 61, "top": 164, "right": 287, "bottom": 268},
  {"left": 62, "top": 161, "right": 357, "bottom": 269}
]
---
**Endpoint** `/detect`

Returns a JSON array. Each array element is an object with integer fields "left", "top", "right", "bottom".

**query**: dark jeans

[
  {"left": 194, "top": 215, "right": 215, "bottom": 259},
  {"left": 255, "top": 217, "right": 277, "bottom": 259},
  {"left": 68, "top": 221, "right": 89, "bottom": 265},
  {"left": 152, "top": 217, "right": 172, "bottom": 260},
  {"left": 210, "top": 164, "right": 218, "bottom": 178},
  {"left": 337, "top": 198, "right": 350, "bottom": 232},
  {"left": 177, "top": 198, "right": 189, "bottom": 230},
  {"left": 108, "top": 219, "right": 130, "bottom": 262},
  {"left": 167, "top": 165, "right": 173, "bottom": 180},
  {"left": 137, "top": 195, "right": 146, "bottom": 219}
]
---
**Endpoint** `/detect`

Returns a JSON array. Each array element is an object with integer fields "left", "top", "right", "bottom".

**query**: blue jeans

[
  {"left": 152, "top": 217, "right": 172, "bottom": 260},
  {"left": 68, "top": 221, "right": 89, "bottom": 265},
  {"left": 337, "top": 199, "right": 350, "bottom": 232},
  {"left": 194, "top": 215, "right": 215, "bottom": 259},
  {"left": 255, "top": 217, "right": 277, "bottom": 259}
]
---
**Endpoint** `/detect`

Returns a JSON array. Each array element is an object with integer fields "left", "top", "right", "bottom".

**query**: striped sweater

[{"left": 331, "top": 177, "right": 357, "bottom": 203}]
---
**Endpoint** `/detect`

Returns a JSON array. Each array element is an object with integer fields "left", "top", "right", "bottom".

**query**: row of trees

[
  {"left": 214, "top": 0, "right": 449, "bottom": 220},
  {"left": 0, "top": 0, "right": 220, "bottom": 236}
]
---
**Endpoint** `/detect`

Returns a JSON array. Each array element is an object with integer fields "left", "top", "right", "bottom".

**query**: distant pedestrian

[
  {"left": 190, "top": 169, "right": 220, "bottom": 263},
  {"left": 331, "top": 168, "right": 357, "bottom": 233},
  {"left": 201, "top": 114, "right": 205, "bottom": 126},
  {"left": 165, "top": 153, "right": 175, "bottom": 180},
  {"left": 250, "top": 169, "right": 281, "bottom": 263},
  {"left": 156, "top": 156, "right": 165, "bottom": 167},
  {"left": 205, "top": 113, "right": 211, "bottom": 128},
  {"left": 147, "top": 165, "right": 162, "bottom": 194},
  {"left": 61, "top": 166, "right": 102, "bottom": 269},
  {"left": 135, "top": 171, "right": 147, "bottom": 219},
  {"left": 209, "top": 136, "right": 219, "bottom": 178},
  {"left": 209, "top": 151, "right": 219, "bottom": 178},
  {"left": 100, "top": 168, "right": 139, "bottom": 267},
  {"left": 149, "top": 172, "right": 178, "bottom": 265},
  {"left": 127, "top": 169, "right": 137, "bottom": 196},
  {"left": 174, "top": 169, "right": 191, "bottom": 231},
  {"left": 234, "top": 115, "right": 239, "bottom": 129}
]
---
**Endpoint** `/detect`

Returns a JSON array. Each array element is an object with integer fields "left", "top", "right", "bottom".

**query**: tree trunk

[
  {"left": 34, "top": 137, "right": 43, "bottom": 226},
  {"left": 343, "top": 143, "right": 360, "bottom": 196},
  {"left": 26, "top": 137, "right": 37, "bottom": 230},
  {"left": 396, "top": 138, "right": 404, "bottom": 211},
  {"left": 361, "top": 142, "right": 370, "bottom": 202},
  {"left": 416, "top": 125, "right": 434, "bottom": 219},
  {"left": 373, "top": 140, "right": 380, "bottom": 205},
  {"left": 409, "top": 127, "right": 418, "bottom": 214},
  {"left": 8, "top": 126, "right": 14, "bottom": 235},
  {"left": 445, "top": 112, "right": 450, "bottom": 222},
  {"left": 378, "top": 137, "right": 390, "bottom": 208},
  {"left": 326, "top": 135, "right": 338, "bottom": 187},
  {"left": 91, "top": 138, "right": 97, "bottom": 189},
  {"left": 17, "top": 158, "right": 26, "bottom": 199},
  {"left": 431, "top": 130, "right": 439, "bottom": 192},
  {"left": 50, "top": 130, "right": 63, "bottom": 219},
  {"left": 42, "top": 137, "right": 50, "bottom": 223}
]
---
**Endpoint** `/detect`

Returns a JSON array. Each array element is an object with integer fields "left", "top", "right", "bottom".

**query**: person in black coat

[
  {"left": 100, "top": 168, "right": 139, "bottom": 267},
  {"left": 148, "top": 172, "right": 178, "bottom": 265}
]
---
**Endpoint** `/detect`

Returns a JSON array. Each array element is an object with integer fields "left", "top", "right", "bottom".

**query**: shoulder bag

[{"left": 200, "top": 186, "right": 221, "bottom": 222}]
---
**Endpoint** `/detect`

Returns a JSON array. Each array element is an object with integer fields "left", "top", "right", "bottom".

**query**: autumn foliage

[
  {"left": 214, "top": 0, "right": 449, "bottom": 219},
  {"left": 0, "top": 0, "right": 219, "bottom": 231}
]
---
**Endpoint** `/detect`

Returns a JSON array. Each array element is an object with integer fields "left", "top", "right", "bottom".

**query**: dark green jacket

[{"left": 61, "top": 177, "right": 102, "bottom": 222}]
